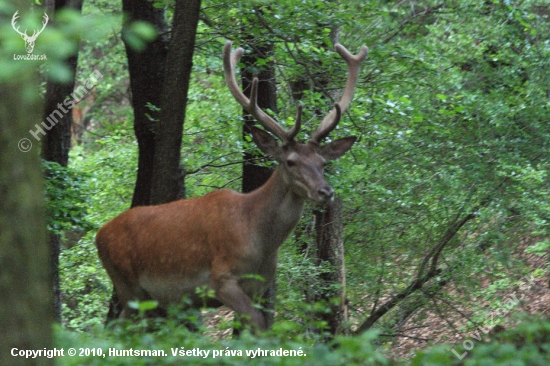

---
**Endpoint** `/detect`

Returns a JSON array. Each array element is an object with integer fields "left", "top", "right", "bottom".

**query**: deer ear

[
  {"left": 319, "top": 136, "right": 357, "bottom": 160},
  {"left": 250, "top": 126, "right": 282, "bottom": 159}
]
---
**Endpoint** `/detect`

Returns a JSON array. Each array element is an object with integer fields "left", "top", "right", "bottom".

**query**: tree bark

[
  {"left": 41, "top": 0, "right": 83, "bottom": 323},
  {"left": 241, "top": 41, "right": 277, "bottom": 194},
  {"left": 0, "top": 63, "right": 52, "bottom": 366},
  {"left": 150, "top": 0, "right": 202, "bottom": 205},
  {"left": 314, "top": 198, "right": 347, "bottom": 335},
  {"left": 122, "top": 0, "right": 169, "bottom": 208},
  {"left": 239, "top": 40, "right": 278, "bottom": 331}
]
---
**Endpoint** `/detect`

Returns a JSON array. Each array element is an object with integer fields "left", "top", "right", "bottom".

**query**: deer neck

[{"left": 245, "top": 167, "right": 305, "bottom": 251}]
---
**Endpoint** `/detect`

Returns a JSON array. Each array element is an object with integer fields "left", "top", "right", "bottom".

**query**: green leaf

[
  {"left": 128, "top": 300, "right": 158, "bottom": 311},
  {"left": 122, "top": 21, "right": 157, "bottom": 51},
  {"left": 524, "top": 240, "right": 550, "bottom": 255}
]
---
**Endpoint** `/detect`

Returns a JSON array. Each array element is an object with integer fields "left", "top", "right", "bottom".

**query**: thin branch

[
  {"left": 196, "top": 176, "right": 241, "bottom": 190},
  {"left": 369, "top": 240, "right": 388, "bottom": 316},
  {"left": 379, "top": 333, "right": 431, "bottom": 341},
  {"left": 355, "top": 269, "right": 445, "bottom": 334},
  {"left": 429, "top": 295, "right": 461, "bottom": 335},
  {"left": 432, "top": 292, "right": 479, "bottom": 328},
  {"left": 186, "top": 160, "right": 244, "bottom": 175},
  {"left": 185, "top": 153, "right": 270, "bottom": 176},
  {"left": 382, "top": 3, "right": 445, "bottom": 44},
  {"left": 354, "top": 205, "right": 480, "bottom": 335}
]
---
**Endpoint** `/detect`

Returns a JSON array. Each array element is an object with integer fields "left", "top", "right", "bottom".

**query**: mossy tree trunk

[{"left": 0, "top": 68, "right": 52, "bottom": 365}]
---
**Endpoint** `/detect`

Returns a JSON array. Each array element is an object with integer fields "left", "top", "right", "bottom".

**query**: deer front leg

[{"left": 213, "top": 275, "right": 267, "bottom": 331}]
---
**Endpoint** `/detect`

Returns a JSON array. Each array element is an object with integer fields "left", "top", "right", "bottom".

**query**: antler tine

[
  {"left": 311, "top": 44, "right": 368, "bottom": 144},
  {"left": 11, "top": 11, "right": 26, "bottom": 37},
  {"left": 39, "top": 13, "right": 48, "bottom": 34},
  {"left": 310, "top": 103, "right": 341, "bottom": 144},
  {"left": 223, "top": 41, "right": 290, "bottom": 142},
  {"left": 286, "top": 104, "right": 302, "bottom": 142}
]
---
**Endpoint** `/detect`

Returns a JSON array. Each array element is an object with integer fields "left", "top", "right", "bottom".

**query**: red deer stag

[{"left": 96, "top": 41, "right": 368, "bottom": 330}]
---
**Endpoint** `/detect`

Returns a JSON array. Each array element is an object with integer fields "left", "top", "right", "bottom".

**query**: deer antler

[
  {"left": 11, "top": 11, "right": 27, "bottom": 37},
  {"left": 223, "top": 41, "right": 300, "bottom": 144},
  {"left": 32, "top": 13, "right": 49, "bottom": 39},
  {"left": 310, "top": 44, "right": 368, "bottom": 144},
  {"left": 11, "top": 11, "right": 48, "bottom": 39}
]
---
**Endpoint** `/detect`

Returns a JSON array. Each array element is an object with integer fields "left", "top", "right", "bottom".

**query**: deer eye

[{"left": 286, "top": 159, "right": 297, "bottom": 167}]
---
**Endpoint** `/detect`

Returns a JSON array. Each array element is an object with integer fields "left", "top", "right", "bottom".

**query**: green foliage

[
  {"left": 413, "top": 317, "right": 550, "bottom": 365},
  {"left": 60, "top": 233, "right": 110, "bottom": 331},
  {"left": 60, "top": 138, "right": 137, "bottom": 331},
  {"left": 525, "top": 240, "right": 550, "bottom": 256},
  {"left": 0, "top": 3, "right": 118, "bottom": 82},
  {"left": 121, "top": 21, "right": 157, "bottom": 52},
  {"left": 55, "top": 321, "right": 385, "bottom": 365},
  {"left": 128, "top": 300, "right": 160, "bottom": 315},
  {"left": 42, "top": 160, "right": 94, "bottom": 235},
  {"left": 275, "top": 242, "right": 332, "bottom": 336},
  {"left": 53, "top": 318, "right": 550, "bottom": 365}
]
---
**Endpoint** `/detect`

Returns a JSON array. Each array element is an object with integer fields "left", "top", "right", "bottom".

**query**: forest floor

[
  {"left": 386, "top": 239, "right": 550, "bottom": 360},
  {"left": 201, "top": 239, "right": 549, "bottom": 361}
]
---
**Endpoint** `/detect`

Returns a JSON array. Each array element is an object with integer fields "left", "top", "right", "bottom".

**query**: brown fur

[{"left": 96, "top": 136, "right": 354, "bottom": 330}]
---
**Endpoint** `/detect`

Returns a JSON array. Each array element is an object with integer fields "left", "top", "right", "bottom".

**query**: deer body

[
  {"left": 96, "top": 41, "right": 367, "bottom": 330},
  {"left": 97, "top": 168, "right": 304, "bottom": 326}
]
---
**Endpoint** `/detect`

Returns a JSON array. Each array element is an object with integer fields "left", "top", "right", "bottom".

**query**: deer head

[
  {"left": 11, "top": 11, "right": 48, "bottom": 54},
  {"left": 223, "top": 41, "right": 368, "bottom": 202}
]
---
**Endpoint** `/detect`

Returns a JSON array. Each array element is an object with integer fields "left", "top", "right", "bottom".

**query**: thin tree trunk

[
  {"left": 41, "top": 0, "right": 83, "bottom": 323},
  {"left": 314, "top": 198, "right": 347, "bottom": 335}
]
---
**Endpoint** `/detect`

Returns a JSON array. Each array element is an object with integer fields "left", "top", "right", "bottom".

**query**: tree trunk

[
  {"left": 241, "top": 42, "right": 277, "bottom": 194},
  {"left": 239, "top": 40, "right": 277, "bottom": 331},
  {"left": 314, "top": 198, "right": 347, "bottom": 335},
  {"left": 0, "top": 64, "right": 52, "bottom": 366},
  {"left": 41, "top": 0, "right": 83, "bottom": 323},
  {"left": 122, "top": 0, "right": 169, "bottom": 208},
  {"left": 150, "top": 0, "right": 201, "bottom": 205}
]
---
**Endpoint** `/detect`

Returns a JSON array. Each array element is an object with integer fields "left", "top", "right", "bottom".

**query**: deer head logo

[{"left": 11, "top": 11, "right": 48, "bottom": 54}]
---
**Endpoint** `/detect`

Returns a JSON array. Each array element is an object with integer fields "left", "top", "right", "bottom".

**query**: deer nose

[{"left": 318, "top": 186, "right": 334, "bottom": 201}]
